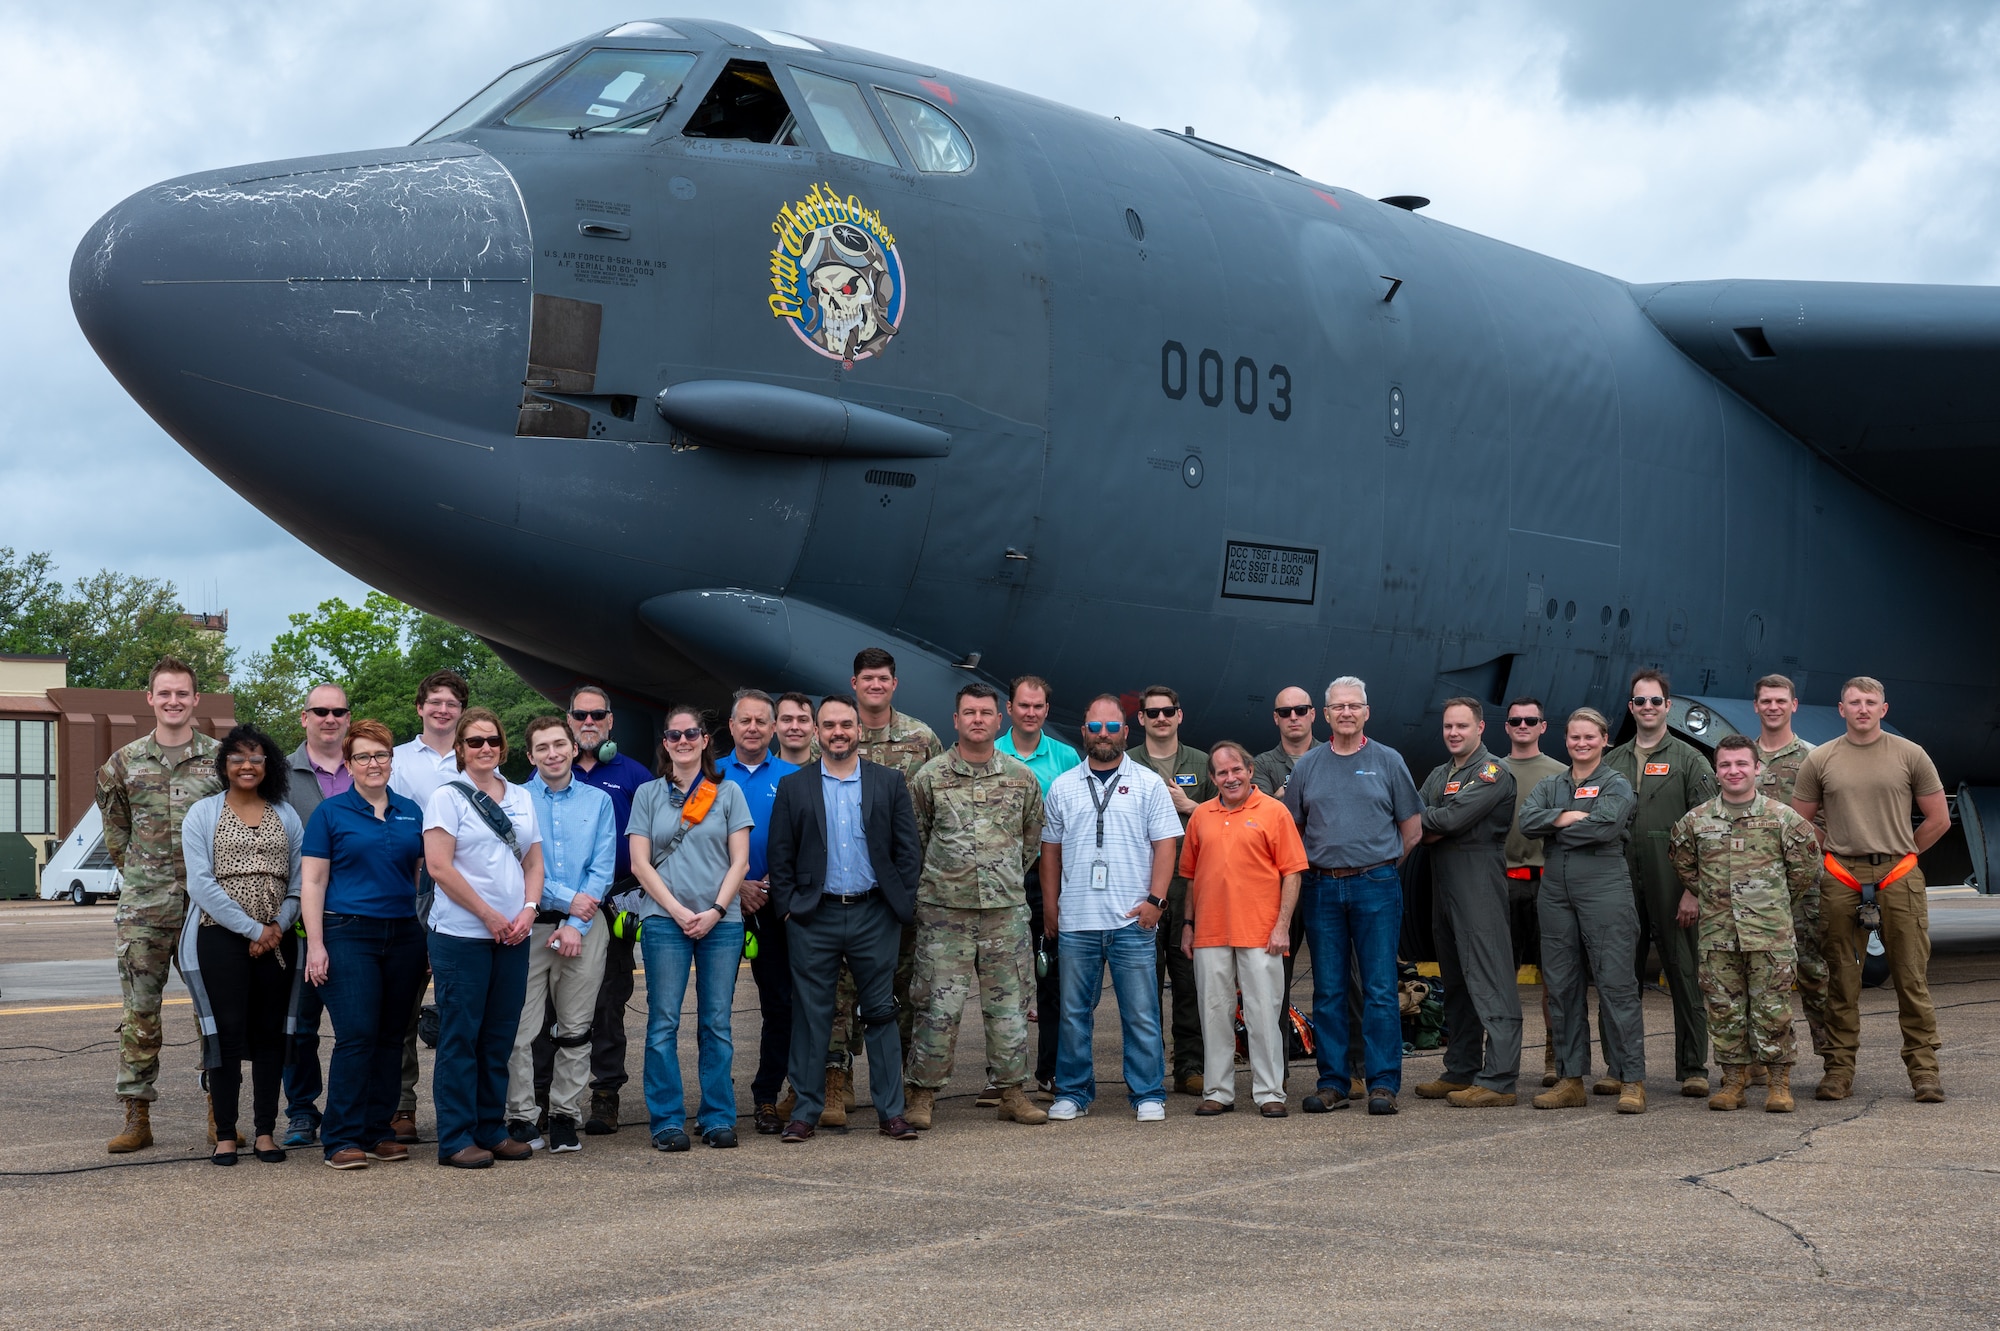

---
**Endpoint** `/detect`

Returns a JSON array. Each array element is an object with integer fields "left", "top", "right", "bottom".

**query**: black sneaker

[
  {"left": 547, "top": 1116, "right": 581, "bottom": 1153},
  {"left": 703, "top": 1126, "right": 740, "bottom": 1149},
  {"left": 1302, "top": 1088, "right": 1350, "bottom": 1113},
  {"left": 506, "top": 1118, "right": 545, "bottom": 1150},
  {"left": 652, "top": 1128, "right": 691, "bottom": 1152},
  {"left": 1368, "top": 1088, "right": 1399, "bottom": 1116}
]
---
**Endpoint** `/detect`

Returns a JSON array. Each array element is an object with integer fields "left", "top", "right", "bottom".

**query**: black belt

[
  {"left": 535, "top": 909, "right": 570, "bottom": 925},
  {"left": 1310, "top": 860, "right": 1393, "bottom": 877},
  {"left": 823, "top": 890, "right": 875, "bottom": 905}
]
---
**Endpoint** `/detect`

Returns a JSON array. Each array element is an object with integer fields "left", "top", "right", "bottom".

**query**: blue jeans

[
  {"left": 315, "top": 913, "right": 427, "bottom": 1158},
  {"left": 1302, "top": 867, "right": 1405, "bottom": 1094},
  {"left": 283, "top": 978, "right": 324, "bottom": 1126},
  {"left": 641, "top": 919, "right": 744, "bottom": 1135},
  {"left": 1054, "top": 924, "right": 1165, "bottom": 1110},
  {"left": 427, "top": 930, "right": 530, "bottom": 1159}
]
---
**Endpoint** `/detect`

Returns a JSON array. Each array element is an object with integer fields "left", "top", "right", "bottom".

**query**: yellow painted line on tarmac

[{"left": 0, "top": 997, "right": 191, "bottom": 1017}]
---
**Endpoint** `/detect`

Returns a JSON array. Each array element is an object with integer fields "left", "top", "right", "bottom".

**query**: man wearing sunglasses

[
  {"left": 1129, "top": 686, "right": 1214, "bottom": 1095},
  {"left": 1500, "top": 697, "right": 1566, "bottom": 1087},
  {"left": 1604, "top": 669, "right": 1718, "bottom": 1099},
  {"left": 1254, "top": 686, "right": 1320, "bottom": 998},
  {"left": 279, "top": 683, "right": 353, "bottom": 1148}
]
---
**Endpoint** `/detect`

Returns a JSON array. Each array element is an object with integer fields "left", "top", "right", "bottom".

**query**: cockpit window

[
  {"left": 682, "top": 60, "right": 803, "bottom": 145},
  {"left": 790, "top": 70, "right": 899, "bottom": 166},
  {"left": 502, "top": 48, "right": 698, "bottom": 132},
  {"left": 603, "top": 21, "right": 684, "bottom": 38},
  {"left": 878, "top": 91, "right": 974, "bottom": 173},
  {"left": 416, "top": 52, "right": 564, "bottom": 143}
]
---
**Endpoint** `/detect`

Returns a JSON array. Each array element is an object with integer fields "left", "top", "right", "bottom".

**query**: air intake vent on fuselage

[{"left": 865, "top": 469, "right": 917, "bottom": 489}]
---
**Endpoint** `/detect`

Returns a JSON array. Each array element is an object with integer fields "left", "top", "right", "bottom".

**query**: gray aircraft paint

[{"left": 69, "top": 18, "right": 2000, "bottom": 810}]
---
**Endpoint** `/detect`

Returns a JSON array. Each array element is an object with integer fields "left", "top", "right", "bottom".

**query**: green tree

[{"left": 0, "top": 547, "right": 232, "bottom": 691}]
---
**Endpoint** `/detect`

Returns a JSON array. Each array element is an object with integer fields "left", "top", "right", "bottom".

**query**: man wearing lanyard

[
  {"left": 1040, "top": 695, "right": 1182, "bottom": 1122},
  {"left": 561, "top": 684, "right": 656, "bottom": 1135},
  {"left": 718, "top": 689, "right": 801, "bottom": 1134},
  {"left": 996, "top": 674, "right": 1080, "bottom": 1097}
]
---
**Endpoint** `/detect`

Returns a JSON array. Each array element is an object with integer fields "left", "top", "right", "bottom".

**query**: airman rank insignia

[
  {"left": 1478, "top": 762, "right": 1500, "bottom": 783},
  {"left": 767, "top": 182, "right": 905, "bottom": 367}
]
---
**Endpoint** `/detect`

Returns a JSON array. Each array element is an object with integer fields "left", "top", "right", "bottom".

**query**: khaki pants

[
  {"left": 1195, "top": 946, "right": 1286, "bottom": 1106},
  {"left": 505, "top": 921, "right": 611, "bottom": 1123},
  {"left": 1820, "top": 859, "right": 1939, "bottom": 1080}
]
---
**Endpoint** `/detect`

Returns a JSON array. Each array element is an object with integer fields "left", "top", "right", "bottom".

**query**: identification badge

[
  {"left": 1444, "top": 782, "right": 1462, "bottom": 795},
  {"left": 1090, "top": 860, "right": 1109, "bottom": 892},
  {"left": 1644, "top": 762, "right": 1670, "bottom": 776},
  {"left": 1575, "top": 786, "right": 1600, "bottom": 799}
]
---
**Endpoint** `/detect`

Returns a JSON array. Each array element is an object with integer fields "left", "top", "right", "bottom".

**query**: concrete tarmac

[{"left": 2, "top": 901, "right": 1997, "bottom": 1328}]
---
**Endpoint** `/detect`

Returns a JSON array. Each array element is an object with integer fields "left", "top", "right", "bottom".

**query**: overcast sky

[{"left": 5, "top": 0, "right": 1997, "bottom": 658}]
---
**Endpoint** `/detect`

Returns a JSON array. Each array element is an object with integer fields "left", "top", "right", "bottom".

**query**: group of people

[{"left": 94, "top": 647, "right": 1949, "bottom": 1169}]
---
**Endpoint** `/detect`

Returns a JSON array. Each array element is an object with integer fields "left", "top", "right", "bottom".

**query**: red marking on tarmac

[
  {"left": 919, "top": 79, "right": 957, "bottom": 105},
  {"left": 1311, "top": 188, "right": 1342, "bottom": 210}
]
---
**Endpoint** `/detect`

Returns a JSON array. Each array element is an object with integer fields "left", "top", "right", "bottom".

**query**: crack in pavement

[{"left": 1677, "top": 1096, "right": 1883, "bottom": 1277}]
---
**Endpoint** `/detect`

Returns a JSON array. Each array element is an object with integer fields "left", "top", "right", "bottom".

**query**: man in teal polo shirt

[{"left": 997, "top": 674, "right": 1080, "bottom": 1095}]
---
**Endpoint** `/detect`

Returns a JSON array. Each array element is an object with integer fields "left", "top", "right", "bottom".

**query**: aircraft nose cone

[{"left": 71, "top": 145, "right": 532, "bottom": 518}]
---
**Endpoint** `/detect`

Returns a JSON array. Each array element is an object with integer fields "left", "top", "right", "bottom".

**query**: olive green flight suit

[
  {"left": 1604, "top": 733, "right": 1717, "bottom": 1082},
  {"left": 1417, "top": 746, "right": 1520, "bottom": 1092}
]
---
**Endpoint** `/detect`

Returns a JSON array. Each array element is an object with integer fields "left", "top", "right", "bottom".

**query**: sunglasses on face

[
  {"left": 1505, "top": 717, "right": 1543, "bottom": 727},
  {"left": 663, "top": 728, "right": 706, "bottom": 743},
  {"left": 305, "top": 706, "right": 350, "bottom": 718},
  {"left": 1140, "top": 706, "right": 1178, "bottom": 719},
  {"left": 460, "top": 735, "right": 504, "bottom": 750},
  {"left": 570, "top": 709, "right": 610, "bottom": 721},
  {"left": 1273, "top": 705, "right": 1314, "bottom": 718},
  {"left": 1630, "top": 695, "right": 1666, "bottom": 707},
  {"left": 1086, "top": 721, "right": 1124, "bottom": 734}
]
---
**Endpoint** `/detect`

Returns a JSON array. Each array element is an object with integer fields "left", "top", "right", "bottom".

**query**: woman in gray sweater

[{"left": 177, "top": 725, "right": 304, "bottom": 1164}]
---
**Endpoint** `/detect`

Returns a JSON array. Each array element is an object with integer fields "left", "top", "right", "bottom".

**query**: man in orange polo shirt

[{"left": 1178, "top": 741, "right": 1308, "bottom": 1117}]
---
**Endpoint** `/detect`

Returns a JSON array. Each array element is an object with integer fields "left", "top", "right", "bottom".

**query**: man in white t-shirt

[{"left": 1040, "top": 695, "right": 1182, "bottom": 1122}]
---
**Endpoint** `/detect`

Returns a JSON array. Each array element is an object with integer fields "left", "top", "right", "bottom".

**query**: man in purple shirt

[{"left": 280, "top": 682, "right": 352, "bottom": 1146}]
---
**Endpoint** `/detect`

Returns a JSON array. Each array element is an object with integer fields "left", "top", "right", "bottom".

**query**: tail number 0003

[{"left": 1161, "top": 342, "right": 1291, "bottom": 421}]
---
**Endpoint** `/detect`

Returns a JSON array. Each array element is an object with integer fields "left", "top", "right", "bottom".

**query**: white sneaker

[
  {"left": 1048, "top": 1098, "right": 1086, "bottom": 1121},
  {"left": 1135, "top": 1100, "right": 1166, "bottom": 1122}
]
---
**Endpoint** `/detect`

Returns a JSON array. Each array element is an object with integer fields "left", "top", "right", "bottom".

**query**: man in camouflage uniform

[
  {"left": 902, "top": 682, "right": 1048, "bottom": 1129},
  {"left": 819, "top": 646, "right": 945, "bottom": 1126},
  {"left": 96, "top": 657, "right": 224, "bottom": 1152},
  {"left": 1668, "top": 734, "right": 1820, "bottom": 1113},
  {"left": 1748, "top": 673, "right": 1830, "bottom": 1068}
]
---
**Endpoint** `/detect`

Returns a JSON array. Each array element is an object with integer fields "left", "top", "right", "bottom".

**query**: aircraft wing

[{"left": 1634, "top": 279, "right": 2000, "bottom": 537}]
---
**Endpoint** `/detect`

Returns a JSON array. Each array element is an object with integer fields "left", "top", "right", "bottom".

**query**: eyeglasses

[
  {"left": 1326, "top": 703, "right": 1366, "bottom": 713},
  {"left": 570, "top": 709, "right": 610, "bottom": 721},
  {"left": 1505, "top": 717, "right": 1543, "bottom": 728},
  {"left": 224, "top": 754, "right": 267, "bottom": 766},
  {"left": 1273, "top": 705, "right": 1314, "bottom": 718},
  {"left": 349, "top": 751, "right": 393, "bottom": 766},
  {"left": 1630, "top": 695, "right": 1666, "bottom": 707},
  {"left": 1140, "top": 706, "right": 1178, "bottom": 719},
  {"left": 1086, "top": 721, "right": 1124, "bottom": 734},
  {"left": 663, "top": 728, "right": 706, "bottom": 743},
  {"left": 460, "top": 735, "right": 504, "bottom": 750},
  {"left": 305, "top": 706, "right": 350, "bottom": 718}
]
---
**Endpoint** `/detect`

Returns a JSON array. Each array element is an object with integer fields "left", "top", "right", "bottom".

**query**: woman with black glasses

[{"left": 179, "top": 724, "right": 305, "bottom": 1165}]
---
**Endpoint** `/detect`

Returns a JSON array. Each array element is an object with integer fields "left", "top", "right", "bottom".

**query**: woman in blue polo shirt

[{"left": 301, "top": 719, "right": 428, "bottom": 1170}]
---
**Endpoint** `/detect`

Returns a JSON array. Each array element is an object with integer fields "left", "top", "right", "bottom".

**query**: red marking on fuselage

[
  {"left": 1311, "top": 188, "right": 1342, "bottom": 210},
  {"left": 919, "top": 78, "right": 957, "bottom": 105}
]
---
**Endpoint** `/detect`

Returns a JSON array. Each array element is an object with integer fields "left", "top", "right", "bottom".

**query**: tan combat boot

[
  {"left": 821, "top": 1068, "right": 850, "bottom": 1127},
  {"left": 903, "top": 1086, "right": 934, "bottom": 1130},
  {"left": 1616, "top": 1082, "right": 1647, "bottom": 1114},
  {"left": 1532, "top": 1077, "right": 1587, "bottom": 1110},
  {"left": 1542, "top": 1046, "right": 1558, "bottom": 1088},
  {"left": 997, "top": 1085, "right": 1049, "bottom": 1124},
  {"left": 107, "top": 1098, "right": 153, "bottom": 1153},
  {"left": 1414, "top": 1078, "right": 1472, "bottom": 1099},
  {"left": 1764, "top": 1064, "right": 1795, "bottom": 1113},
  {"left": 1747, "top": 1063, "right": 1767, "bottom": 1085},
  {"left": 1815, "top": 1070, "right": 1852, "bottom": 1101},
  {"left": 1445, "top": 1086, "right": 1517, "bottom": 1108},
  {"left": 1591, "top": 1076, "right": 1623, "bottom": 1096},
  {"left": 1708, "top": 1065, "right": 1749, "bottom": 1111},
  {"left": 775, "top": 1084, "right": 796, "bottom": 1122}
]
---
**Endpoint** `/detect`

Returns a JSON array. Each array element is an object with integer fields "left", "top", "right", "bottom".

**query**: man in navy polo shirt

[
  {"left": 719, "top": 689, "right": 801, "bottom": 1134},
  {"left": 563, "top": 685, "right": 656, "bottom": 1135}
]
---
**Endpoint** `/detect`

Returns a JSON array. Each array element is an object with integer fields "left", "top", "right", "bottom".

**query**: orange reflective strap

[
  {"left": 1822, "top": 852, "right": 1918, "bottom": 892},
  {"left": 681, "top": 778, "right": 719, "bottom": 825}
]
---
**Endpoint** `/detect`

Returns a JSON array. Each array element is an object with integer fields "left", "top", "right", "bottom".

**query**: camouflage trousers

[
  {"left": 1699, "top": 946, "right": 1797, "bottom": 1067},
  {"left": 1793, "top": 883, "right": 1829, "bottom": 1057},
  {"left": 116, "top": 899, "right": 187, "bottom": 1101},
  {"left": 904, "top": 903, "right": 1033, "bottom": 1091},
  {"left": 827, "top": 920, "right": 918, "bottom": 1070}
]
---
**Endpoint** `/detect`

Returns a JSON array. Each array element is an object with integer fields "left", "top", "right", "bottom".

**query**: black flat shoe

[
  {"left": 210, "top": 1148, "right": 239, "bottom": 1166},
  {"left": 255, "top": 1146, "right": 287, "bottom": 1163}
]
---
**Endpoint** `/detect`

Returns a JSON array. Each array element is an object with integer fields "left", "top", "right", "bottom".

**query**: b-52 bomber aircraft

[{"left": 71, "top": 18, "right": 2000, "bottom": 887}]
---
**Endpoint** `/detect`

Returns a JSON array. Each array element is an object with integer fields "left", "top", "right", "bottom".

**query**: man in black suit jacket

[{"left": 766, "top": 694, "right": 924, "bottom": 1140}]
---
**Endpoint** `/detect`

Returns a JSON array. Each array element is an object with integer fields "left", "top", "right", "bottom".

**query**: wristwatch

[{"left": 1146, "top": 894, "right": 1168, "bottom": 911}]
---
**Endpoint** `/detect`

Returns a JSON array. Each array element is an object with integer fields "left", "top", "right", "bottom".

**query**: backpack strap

[{"left": 449, "top": 781, "right": 523, "bottom": 861}]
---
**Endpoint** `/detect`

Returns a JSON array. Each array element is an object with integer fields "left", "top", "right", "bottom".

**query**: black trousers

[
  {"left": 747, "top": 902, "right": 794, "bottom": 1105},
  {"left": 1025, "top": 864, "right": 1059, "bottom": 1083},
  {"left": 198, "top": 925, "right": 288, "bottom": 1141},
  {"left": 587, "top": 901, "right": 640, "bottom": 1094},
  {"left": 786, "top": 893, "right": 906, "bottom": 1125}
]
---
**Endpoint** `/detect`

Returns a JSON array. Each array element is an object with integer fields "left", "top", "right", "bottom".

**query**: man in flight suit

[
  {"left": 1604, "top": 668, "right": 1717, "bottom": 1098},
  {"left": 1412, "top": 698, "right": 1522, "bottom": 1107}
]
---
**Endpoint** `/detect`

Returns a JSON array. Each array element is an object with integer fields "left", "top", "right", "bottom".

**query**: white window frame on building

[{"left": 0, "top": 718, "right": 57, "bottom": 836}]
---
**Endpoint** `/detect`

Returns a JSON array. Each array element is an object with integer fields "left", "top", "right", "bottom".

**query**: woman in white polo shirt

[{"left": 423, "top": 707, "right": 544, "bottom": 1169}]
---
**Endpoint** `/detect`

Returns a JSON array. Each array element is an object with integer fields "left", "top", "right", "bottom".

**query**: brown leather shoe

[
  {"left": 1194, "top": 1098, "right": 1234, "bottom": 1116},
  {"left": 754, "top": 1103, "right": 782, "bottom": 1135},
  {"left": 367, "top": 1140, "right": 409, "bottom": 1162},
  {"left": 441, "top": 1146, "right": 493, "bottom": 1168},
  {"left": 780, "top": 1120, "right": 814, "bottom": 1144},
  {"left": 325, "top": 1147, "right": 369, "bottom": 1169},
  {"left": 878, "top": 1115, "right": 920, "bottom": 1140},
  {"left": 1258, "top": 1101, "right": 1288, "bottom": 1118},
  {"left": 107, "top": 1098, "right": 153, "bottom": 1154},
  {"left": 389, "top": 1110, "right": 419, "bottom": 1144},
  {"left": 490, "top": 1137, "right": 533, "bottom": 1161},
  {"left": 1415, "top": 1078, "right": 1472, "bottom": 1099}
]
